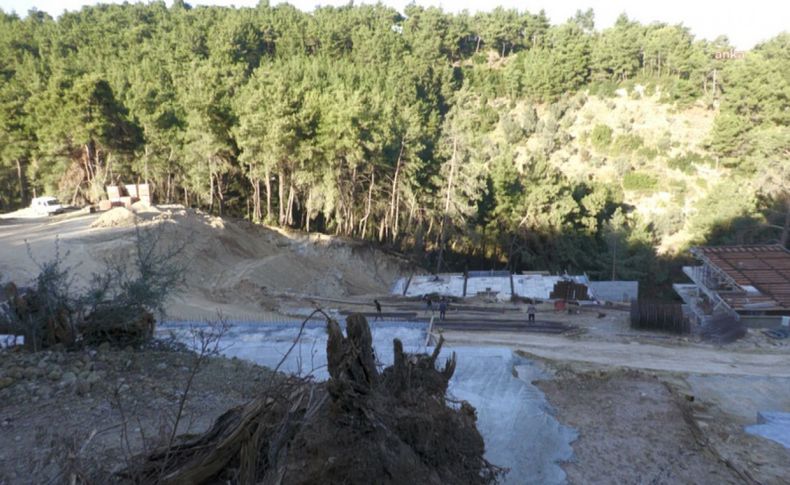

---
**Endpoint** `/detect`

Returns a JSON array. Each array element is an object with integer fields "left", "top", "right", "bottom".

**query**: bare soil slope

[{"left": 0, "top": 206, "right": 412, "bottom": 319}]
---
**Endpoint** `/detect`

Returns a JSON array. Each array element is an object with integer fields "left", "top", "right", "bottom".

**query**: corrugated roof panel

[{"left": 694, "top": 245, "right": 790, "bottom": 309}]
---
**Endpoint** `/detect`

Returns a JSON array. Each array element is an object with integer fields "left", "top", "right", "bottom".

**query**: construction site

[{"left": 1, "top": 204, "right": 789, "bottom": 484}]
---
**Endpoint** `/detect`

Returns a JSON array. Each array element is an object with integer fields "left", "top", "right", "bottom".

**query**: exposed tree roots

[{"left": 119, "top": 314, "right": 503, "bottom": 484}]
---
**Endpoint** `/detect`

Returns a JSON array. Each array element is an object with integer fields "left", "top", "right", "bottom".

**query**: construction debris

[
  {"left": 762, "top": 327, "right": 790, "bottom": 340},
  {"left": 700, "top": 311, "right": 746, "bottom": 343}
]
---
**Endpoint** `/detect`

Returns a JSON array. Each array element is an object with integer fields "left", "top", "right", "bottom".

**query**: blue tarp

[{"left": 746, "top": 411, "right": 790, "bottom": 448}]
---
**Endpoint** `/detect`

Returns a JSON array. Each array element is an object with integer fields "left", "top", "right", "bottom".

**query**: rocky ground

[
  {"left": 0, "top": 343, "right": 271, "bottom": 483},
  {"left": 536, "top": 370, "right": 742, "bottom": 484},
  {"left": 535, "top": 366, "right": 790, "bottom": 485}
]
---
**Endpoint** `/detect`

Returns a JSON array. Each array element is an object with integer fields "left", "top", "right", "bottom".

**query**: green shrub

[
  {"left": 589, "top": 80, "right": 618, "bottom": 98},
  {"left": 638, "top": 146, "right": 659, "bottom": 160},
  {"left": 660, "top": 78, "right": 701, "bottom": 108},
  {"left": 520, "top": 106, "right": 538, "bottom": 135},
  {"left": 611, "top": 134, "right": 644, "bottom": 154},
  {"left": 501, "top": 114, "right": 525, "bottom": 144},
  {"left": 623, "top": 172, "right": 658, "bottom": 191},
  {"left": 548, "top": 101, "right": 567, "bottom": 120},
  {"left": 667, "top": 152, "right": 710, "bottom": 174},
  {"left": 542, "top": 116, "right": 559, "bottom": 135},
  {"left": 591, "top": 124, "right": 613, "bottom": 150},
  {"left": 653, "top": 209, "right": 685, "bottom": 236},
  {"left": 478, "top": 104, "right": 500, "bottom": 131},
  {"left": 570, "top": 92, "right": 587, "bottom": 110}
]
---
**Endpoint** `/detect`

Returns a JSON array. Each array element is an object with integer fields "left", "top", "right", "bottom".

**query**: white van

[{"left": 30, "top": 196, "right": 64, "bottom": 215}]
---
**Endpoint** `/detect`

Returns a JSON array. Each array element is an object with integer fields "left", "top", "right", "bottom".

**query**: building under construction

[
  {"left": 674, "top": 245, "right": 790, "bottom": 328},
  {"left": 393, "top": 271, "right": 638, "bottom": 303}
]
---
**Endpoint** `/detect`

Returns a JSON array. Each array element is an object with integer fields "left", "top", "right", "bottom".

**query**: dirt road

[{"left": 443, "top": 330, "right": 790, "bottom": 377}]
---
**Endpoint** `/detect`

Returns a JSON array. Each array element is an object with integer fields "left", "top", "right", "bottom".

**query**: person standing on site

[
  {"left": 374, "top": 299, "right": 382, "bottom": 321},
  {"left": 425, "top": 296, "right": 433, "bottom": 316},
  {"left": 439, "top": 298, "right": 448, "bottom": 321},
  {"left": 527, "top": 303, "right": 536, "bottom": 325}
]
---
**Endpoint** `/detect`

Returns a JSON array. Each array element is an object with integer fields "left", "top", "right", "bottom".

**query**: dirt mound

[
  {"left": 141, "top": 208, "right": 412, "bottom": 308},
  {"left": 90, "top": 207, "right": 138, "bottom": 228},
  {"left": 2, "top": 206, "right": 414, "bottom": 320},
  {"left": 130, "top": 201, "right": 160, "bottom": 214},
  {"left": 123, "top": 315, "right": 502, "bottom": 484}
]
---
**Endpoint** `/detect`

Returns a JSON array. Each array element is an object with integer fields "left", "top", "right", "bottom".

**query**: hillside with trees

[{"left": 0, "top": 2, "right": 787, "bottom": 294}]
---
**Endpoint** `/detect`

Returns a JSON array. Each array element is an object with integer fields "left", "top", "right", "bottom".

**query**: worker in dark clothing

[
  {"left": 374, "top": 299, "right": 382, "bottom": 320},
  {"left": 439, "top": 298, "right": 448, "bottom": 321},
  {"left": 527, "top": 303, "right": 536, "bottom": 324},
  {"left": 425, "top": 296, "right": 433, "bottom": 316}
]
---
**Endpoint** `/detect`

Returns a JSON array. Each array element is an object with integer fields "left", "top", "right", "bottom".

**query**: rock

[
  {"left": 23, "top": 367, "right": 41, "bottom": 379},
  {"left": 156, "top": 363, "right": 167, "bottom": 370},
  {"left": 61, "top": 371, "right": 77, "bottom": 385},
  {"left": 7, "top": 367, "right": 22, "bottom": 379},
  {"left": 118, "top": 384, "right": 130, "bottom": 394},
  {"left": 98, "top": 342, "right": 111, "bottom": 352},
  {"left": 75, "top": 379, "right": 91, "bottom": 396},
  {"left": 0, "top": 377, "right": 14, "bottom": 390},
  {"left": 85, "top": 372, "right": 101, "bottom": 385},
  {"left": 47, "top": 369, "right": 63, "bottom": 381}
]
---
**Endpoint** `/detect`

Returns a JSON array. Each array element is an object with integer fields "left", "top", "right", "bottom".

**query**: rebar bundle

[
  {"left": 630, "top": 300, "right": 689, "bottom": 334},
  {"left": 550, "top": 281, "right": 589, "bottom": 301}
]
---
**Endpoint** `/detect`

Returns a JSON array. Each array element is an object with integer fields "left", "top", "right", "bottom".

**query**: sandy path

[{"left": 443, "top": 331, "right": 790, "bottom": 377}]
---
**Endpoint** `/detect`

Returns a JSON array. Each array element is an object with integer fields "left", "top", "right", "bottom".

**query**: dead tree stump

[{"left": 118, "top": 314, "right": 501, "bottom": 485}]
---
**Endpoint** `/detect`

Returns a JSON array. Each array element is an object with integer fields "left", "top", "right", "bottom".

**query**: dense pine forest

[{"left": 0, "top": 2, "right": 788, "bottom": 291}]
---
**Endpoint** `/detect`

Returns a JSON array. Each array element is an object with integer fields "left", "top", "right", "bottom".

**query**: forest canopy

[{"left": 0, "top": 2, "right": 787, "bottom": 293}]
